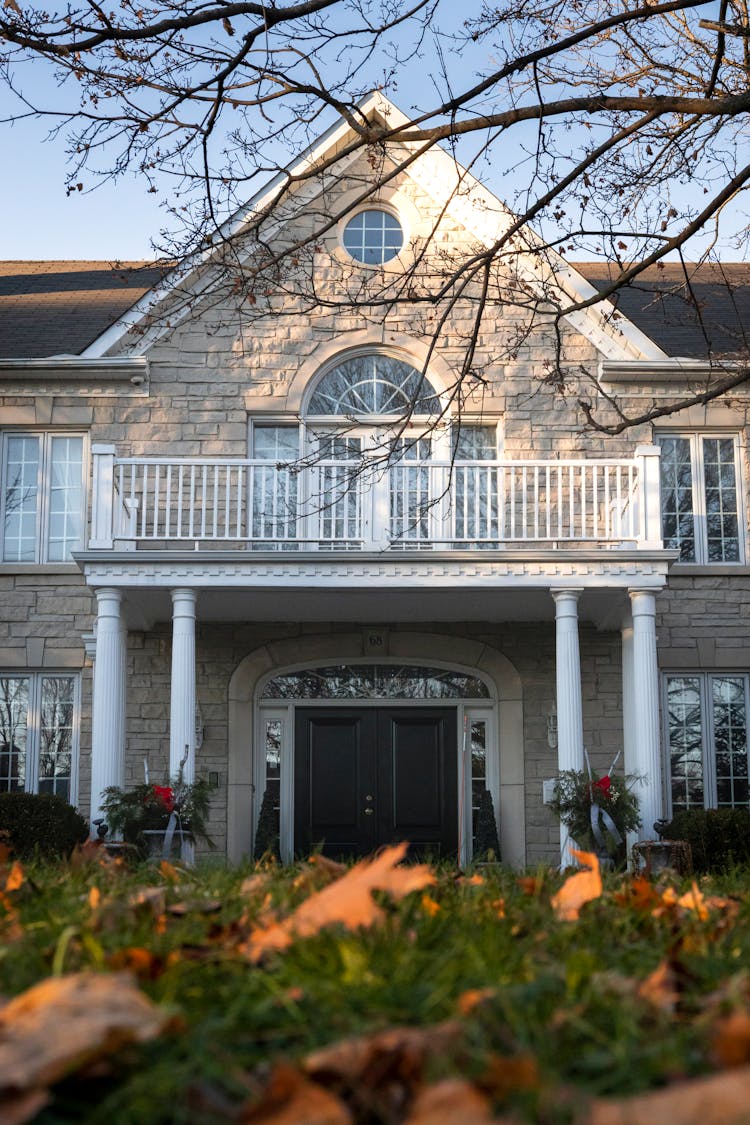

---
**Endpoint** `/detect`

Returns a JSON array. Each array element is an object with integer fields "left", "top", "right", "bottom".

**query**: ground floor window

[
  {"left": 664, "top": 673, "right": 749, "bottom": 813},
  {"left": 0, "top": 673, "right": 79, "bottom": 801}
]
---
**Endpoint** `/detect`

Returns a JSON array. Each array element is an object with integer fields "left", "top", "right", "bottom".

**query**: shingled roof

[
  {"left": 579, "top": 261, "right": 750, "bottom": 360},
  {"left": 0, "top": 261, "right": 167, "bottom": 359},
  {"left": 0, "top": 258, "right": 748, "bottom": 361}
]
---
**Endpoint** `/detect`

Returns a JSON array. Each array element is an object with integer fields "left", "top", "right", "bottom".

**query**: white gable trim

[{"left": 82, "top": 91, "right": 667, "bottom": 364}]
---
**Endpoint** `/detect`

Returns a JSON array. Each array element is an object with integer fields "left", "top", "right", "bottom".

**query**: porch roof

[{"left": 76, "top": 547, "right": 674, "bottom": 631}]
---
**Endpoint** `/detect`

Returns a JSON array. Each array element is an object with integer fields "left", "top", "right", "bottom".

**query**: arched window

[{"left": 307, "top": 354, "right": 440, "bottom": 416}]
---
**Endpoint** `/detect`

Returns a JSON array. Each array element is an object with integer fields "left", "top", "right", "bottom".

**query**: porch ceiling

[{"left": 77, "top": 548, "right": 674, "bottom": 631}]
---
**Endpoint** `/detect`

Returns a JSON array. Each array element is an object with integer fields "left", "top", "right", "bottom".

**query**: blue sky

[{"left": 0, "top": 5, "right": 745, "bottom": 264}]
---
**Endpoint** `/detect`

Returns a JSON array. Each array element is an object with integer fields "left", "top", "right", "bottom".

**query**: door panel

[
  {"left": 295, "top": 706, "right": 457, "bottom": 859},
  {"left": 379, "top": 709, "right": 457, "bottom": 857},
  {"left": 294, "top": 709, "right": 377, "bottom": 858}
]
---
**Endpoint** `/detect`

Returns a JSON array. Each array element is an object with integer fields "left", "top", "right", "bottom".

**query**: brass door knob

[{"left": 364, "top": 808, "right": 374, "bottom": 816}]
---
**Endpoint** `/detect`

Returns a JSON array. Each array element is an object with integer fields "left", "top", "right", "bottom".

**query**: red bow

[
  {"left": 152, "top": 785, "right": 175, "bottom": 812},
  {"left": 591, "top": 775, "right": 612, "bottom": 800}
]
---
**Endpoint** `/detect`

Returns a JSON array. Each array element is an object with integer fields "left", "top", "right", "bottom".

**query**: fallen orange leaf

[
  {"left": 5, "top": 861, "right": 24, "bottom": 893},
  {"left": 550, "top": 850, "right": 602, "bottom": 921},
  {"left": 303, "top": 1022, "right": 461, "bottom": 1089},
  {"left": 589, "top": 1063, "right": 750, "bottom": 1124},
  {"left": 457, "top": 988, "right": 496, "bottom": 1016},
  {"left": 713, "top": 1009, "right": 750, "bottom": 1068},
  {"left": 243, "top": 843, "right": 434, "bottom": 961},
  {"left": 0, "top": 972, "right": 175, "bottom": 1096},
  {"left": 636, "top": 960, "right": 679, "bottom": 1013},
  {"left": 404, "top": 1078, "right": 496, "bottom": 1124},
  {"left": 239, "top": 1062, "right": 352, "bottom": 1123}
]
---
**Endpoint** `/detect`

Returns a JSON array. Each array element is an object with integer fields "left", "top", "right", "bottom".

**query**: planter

[
  {"left": 631, "top": 838, "right": 692, "bottom": 876},
  {"left": 141, "top": 828, "right": 192, "bottom": 862}
]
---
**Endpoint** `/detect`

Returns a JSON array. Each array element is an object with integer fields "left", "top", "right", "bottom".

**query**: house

[{"left": 1, "top": 93, "right": 749, "bottom": 867}]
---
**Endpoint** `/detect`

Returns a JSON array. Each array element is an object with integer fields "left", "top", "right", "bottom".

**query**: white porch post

[
  {"left": 629, "top": 589, "right": 662, "bottom": 838},
  {"left": 170, "top": 588, "right": 197, "bottom": 783},
  {"left": 90, "top": 588, "right": 126, "bottom": 830},
  {"left": 621, "top": 614, "right": 637, "bottom": 852},
  {"left": 552, "top": 588, "right": 585, "bottom": 866}
]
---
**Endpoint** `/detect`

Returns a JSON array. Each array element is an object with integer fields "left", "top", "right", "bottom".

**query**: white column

[
  {"left": 629, "top": 589, "right": 662, "bottom": 838},
  {"left": 170, "top": 588, "right": 197, "bottom": 783},
  {"left": 621, "top": 613, "right": 637, "bottom": 852},
  {"left": 90, "top": 588, "right": 126, "bottom": 830},
  {"left": 552, "top": 589, "right": 585, "bottom": 865}
]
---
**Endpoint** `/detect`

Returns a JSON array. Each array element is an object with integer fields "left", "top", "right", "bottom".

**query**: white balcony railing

[{"left": 88, "top": 445, "right": 663, "bottom": 552}]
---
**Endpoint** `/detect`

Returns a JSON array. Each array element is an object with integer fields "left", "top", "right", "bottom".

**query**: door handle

[{"left": 364, "top": 808, "right": 374, "bottom": 816}]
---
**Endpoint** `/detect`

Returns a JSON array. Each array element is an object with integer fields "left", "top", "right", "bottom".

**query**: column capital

[
  {"left": 95, "top": 586, "right": 122, "bottom": 607},
  {"left": 171, "top": 587, "right": 197, "bottom": 609},
  {"left": 551, "top": 587, "right": 583, "bottom": 601},
  {"left": 628, "top": 588, "right": 658, "bottom": 616}
]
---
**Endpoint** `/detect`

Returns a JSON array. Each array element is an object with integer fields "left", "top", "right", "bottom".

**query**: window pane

[
  {"left": 47, "top": 437, "right": 84, "bottom": 561},
  {"left": 308, "top": 355, "right": 440, "bottom": 416},
  {"left": 251, "top": 428, "right": 298, "bottom": 546},
  {"left": 389, "top": 438, "right": 431, "bottom": 545},
  {"left": 0, "top": 677, "right": 28, "bottom": 792},
  {"left": 453, "top": 425, "right": 497, "bottom": 461},
  {"left": 262, "top": 664, "right": 490, "bottom": 700},
  {"left": 712, "top": 676, "right": 749, "bottom": 808},
  {"left": 3, "top": 437, "right": 40, "bottom": 562},
  {"left": 659, "top": 437, "right": 695, "bottom": 561},
  {"left": 37, "top": 676, "right": 74, "bottom": 800},
  {"left": 666, "top": 676, "right": 704, "bottom": 811},
  {"left": 470, "top": 720, "right": 487, "bottom": 844},
  {"left": 343, "top": 210, "right": 403, "bottom": 265},
  {"left": 702, "top": 438, "right": 740, "bottom": 562}
]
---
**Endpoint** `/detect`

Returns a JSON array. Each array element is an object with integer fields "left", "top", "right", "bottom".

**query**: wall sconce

[{"left": 547, "top": 702, "right": 558, "bottom": 751}]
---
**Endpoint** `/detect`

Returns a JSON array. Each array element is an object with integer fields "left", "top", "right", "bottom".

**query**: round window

[{"left": 342, "top": 209, "right": 403, "bottom": 264}]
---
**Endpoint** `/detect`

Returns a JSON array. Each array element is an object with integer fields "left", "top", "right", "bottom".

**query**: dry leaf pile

[{"left": 0, "top": 842, "right": 748, "bottom": 1122}]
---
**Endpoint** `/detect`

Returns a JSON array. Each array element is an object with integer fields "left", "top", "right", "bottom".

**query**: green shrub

[
  {"left": 0, "top": 792, "right": 88, "bottom": 859},
  {"left": 661, "top": 807, "right": 750, "bottom": 872}
]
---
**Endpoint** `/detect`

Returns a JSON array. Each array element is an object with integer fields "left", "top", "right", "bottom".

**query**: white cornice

[
  {"left": 76, "top": 548, "right": 675, "bottom": 590},
  {"left": 602, "top": 359, "right": 738, "bottom": 383},
  {"left": 0, "top": 356, "right": 149, "bottom": 384}
]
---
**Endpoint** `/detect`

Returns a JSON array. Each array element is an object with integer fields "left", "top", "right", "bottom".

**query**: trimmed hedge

[
  {"left": 661, "top": 808, "right": 750, "bottom": 872},
  {"left": 0, "top": 793, "right": 89, "bottom": 859}
]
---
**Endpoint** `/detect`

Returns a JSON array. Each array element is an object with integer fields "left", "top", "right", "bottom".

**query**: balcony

[{"left": 88, "top": 445, "right": 663, "bottom": 553}]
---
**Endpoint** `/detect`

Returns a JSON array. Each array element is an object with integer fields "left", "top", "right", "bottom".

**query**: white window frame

[
  {"left": 662, "top": 670, "right": 750, "bottom": 816},
  {"left": 657, "top": 431, "right": 745, "bottom": 564},
  {"left": 0, "top": 671, "right": 80, "bottom": 803},
  {"left": 0, "top": 431, "right": 88, "bottom": 564}
]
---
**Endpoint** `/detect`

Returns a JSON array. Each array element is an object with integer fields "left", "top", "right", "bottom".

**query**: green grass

[{"left": 3, "top": 854, "right": 750, "bottom": 1123}]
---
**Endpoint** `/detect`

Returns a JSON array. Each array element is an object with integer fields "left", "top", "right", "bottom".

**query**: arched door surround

[{"left": 227, "top": 631, "right": 524, "bottom": 866}]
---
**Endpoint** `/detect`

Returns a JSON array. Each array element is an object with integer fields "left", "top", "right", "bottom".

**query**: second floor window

[
  {"left": 658, "top": 434, "right": 742, "bottom": 563},
  {"left": 1, "top": 434, "right": 85, "bottom": 563}
]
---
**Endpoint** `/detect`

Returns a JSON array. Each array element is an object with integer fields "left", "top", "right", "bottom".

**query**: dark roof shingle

[
  {"left": 0, "top": 261, "right": 168, "bottom": 359},
  {"left": 0, "top": 258, "right": 748, "bottom": 361}
]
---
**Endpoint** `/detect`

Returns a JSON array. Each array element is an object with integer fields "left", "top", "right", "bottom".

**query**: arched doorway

[{"left": 227, "top": 632, "right": 525, "bottom": 866}]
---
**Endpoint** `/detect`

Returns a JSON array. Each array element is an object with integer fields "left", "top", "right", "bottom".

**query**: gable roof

[
  {"left": 1, "top": 258, "right": 748, "bottom": 363},
  {"left": 73, "top": 92, "right": 667, "bottom": 364},
  {"left": 0, "top": 261, "right": 167, "bottom": 359},
  {"left": 581, "top": 262, "right": 750, "bottom": 361}
]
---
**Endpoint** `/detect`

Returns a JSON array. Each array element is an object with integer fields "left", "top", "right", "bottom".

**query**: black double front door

[{"left": 294, "top": 707, "right": 458, "bottom": 859}]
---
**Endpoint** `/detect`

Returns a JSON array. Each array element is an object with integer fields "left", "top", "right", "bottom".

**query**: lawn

[{"left": 1, "top": 843, "right": 750, "bottom": 1123}]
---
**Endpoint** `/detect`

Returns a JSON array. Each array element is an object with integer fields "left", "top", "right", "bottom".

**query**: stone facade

[{"left": 1, "top": 108, "right": 749, "bottom": 865}]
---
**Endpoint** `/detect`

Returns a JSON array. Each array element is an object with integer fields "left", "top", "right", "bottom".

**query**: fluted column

[
  {"left": 621, "top": 614, "right": 637, "bottom": 853},
  {"left": 552, "top": 588, "right": 585, "bottom": 866},
  {"left": 90, "top": 588, "right": 126, "bottom": 830},
  {"left": 629, "top": 589, "right": 662, "bottom": 838},
  {"left": 170, "top": 588, "right": 197, "bottom": 783}
]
